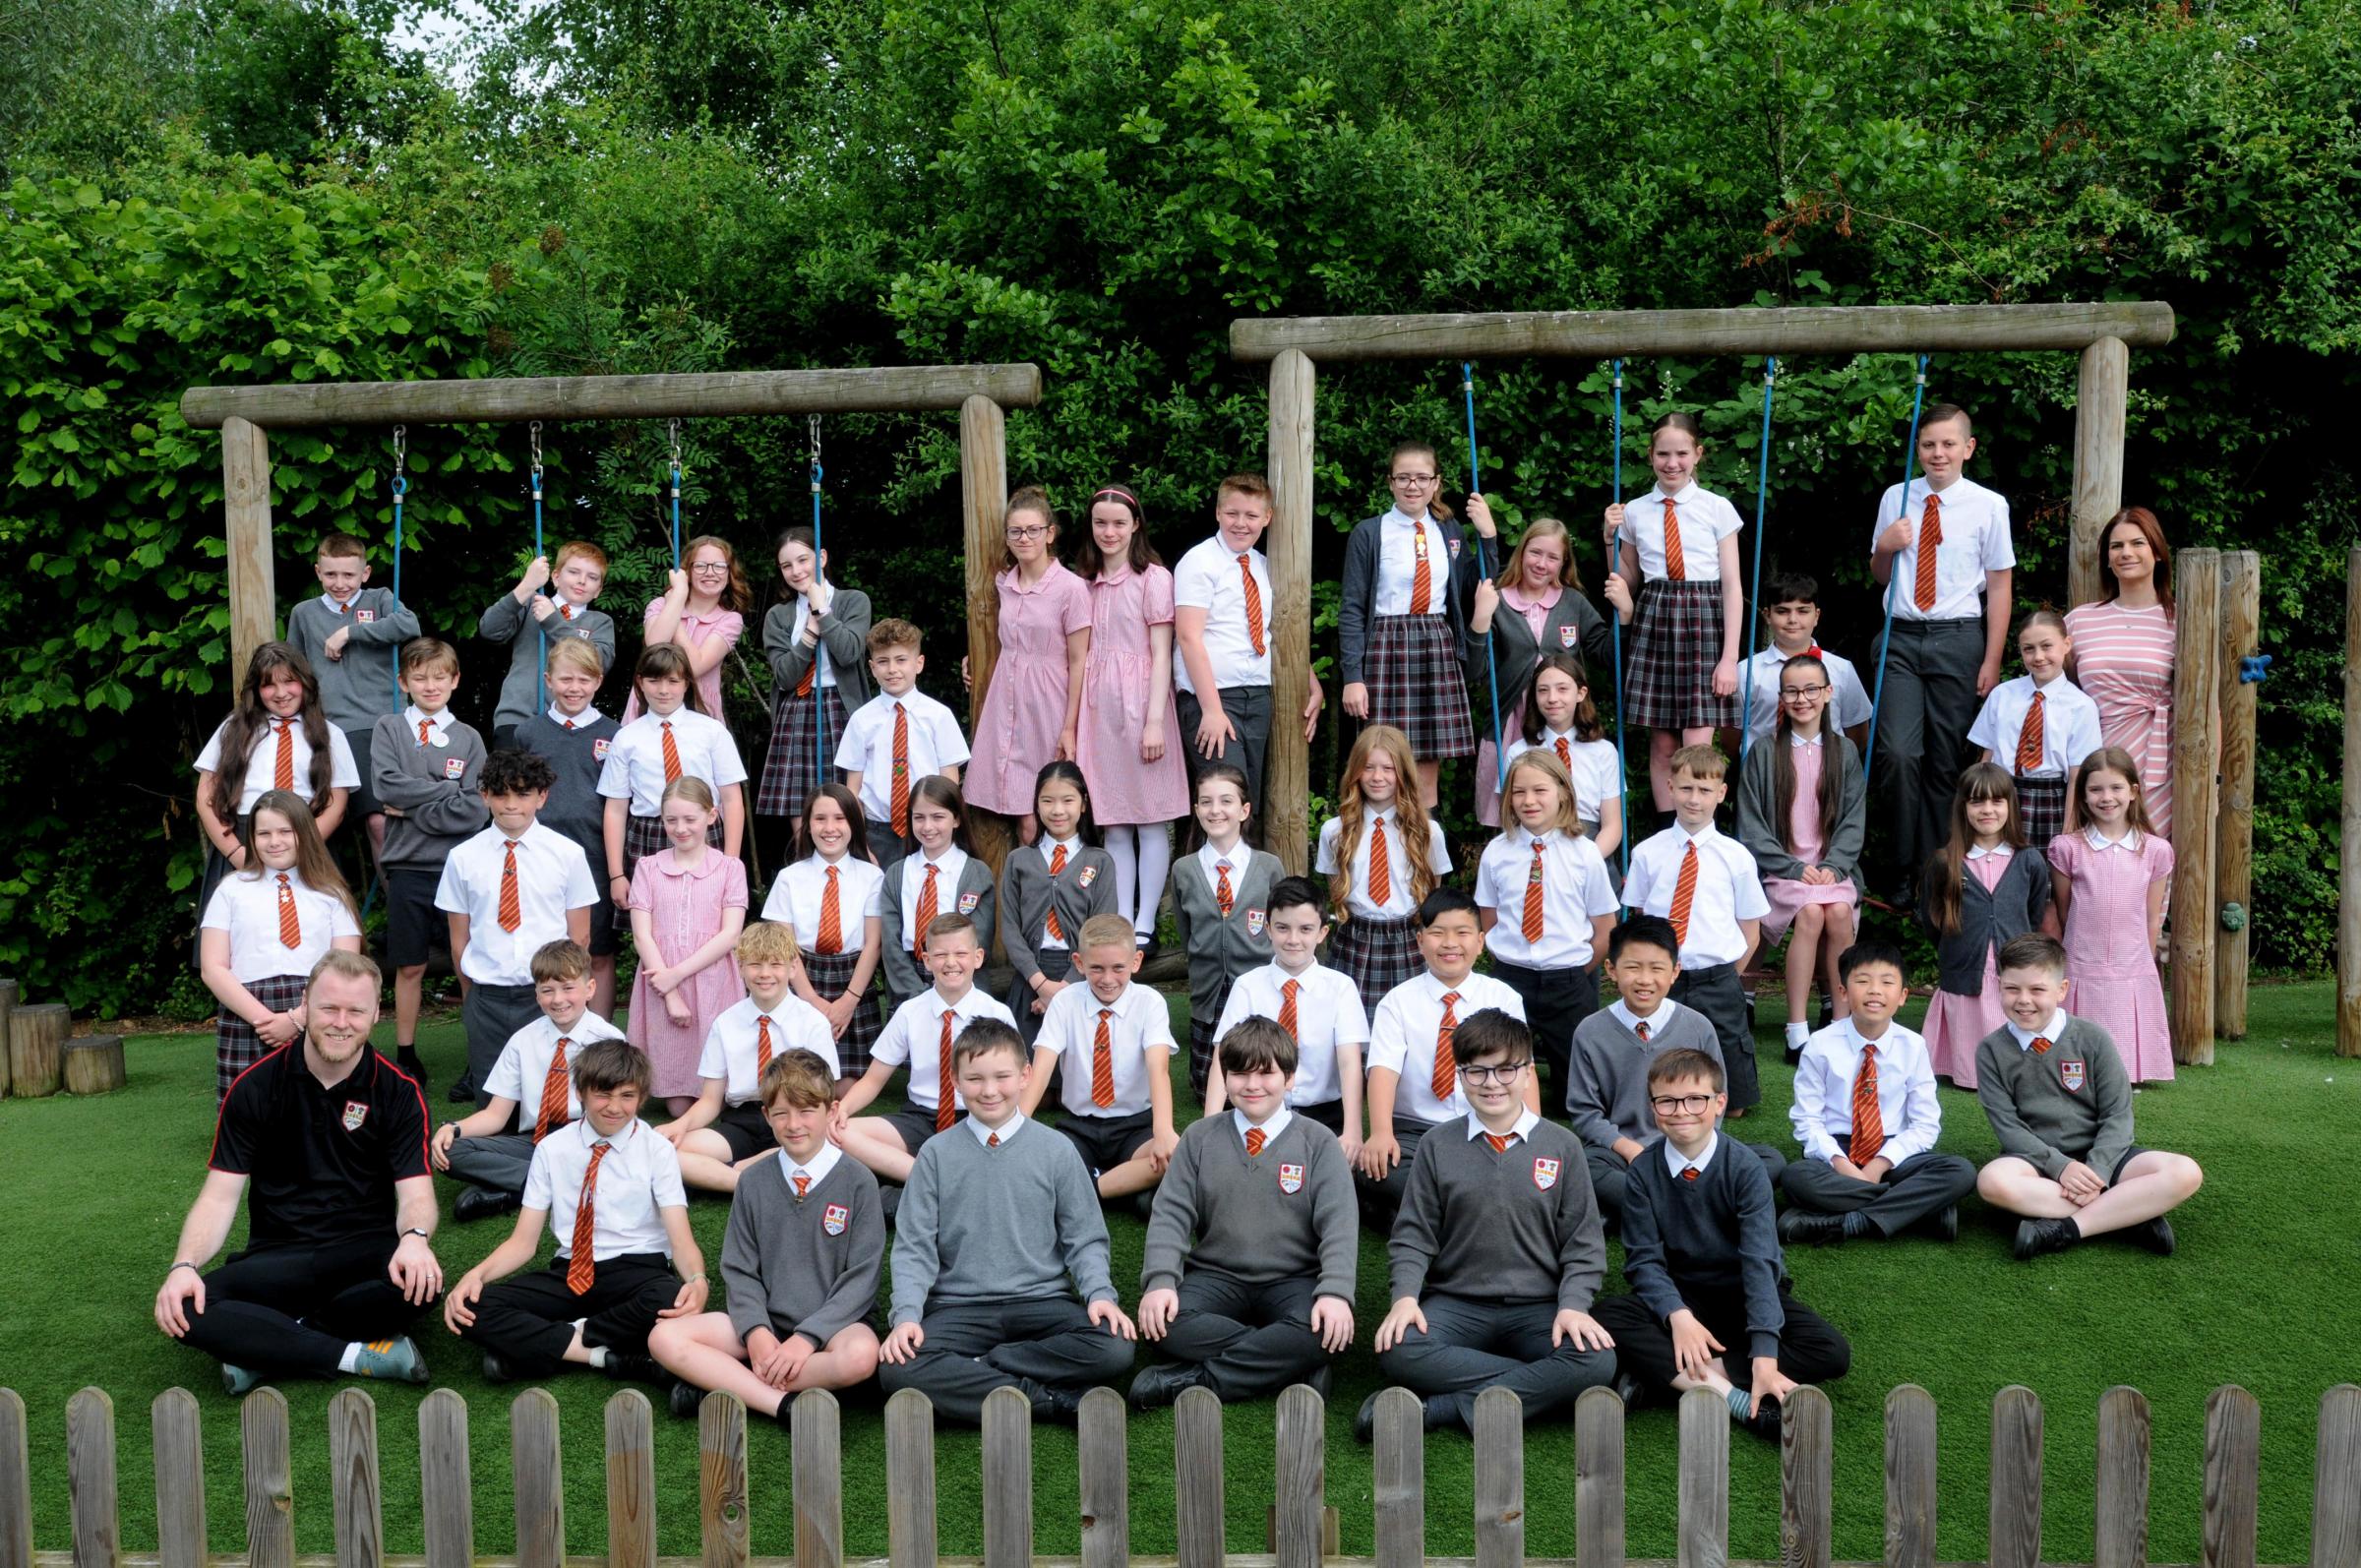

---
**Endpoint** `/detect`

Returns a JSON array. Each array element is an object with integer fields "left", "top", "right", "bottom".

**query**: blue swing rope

[
  {"left": 668, "top": 419, "right": 684, "bottom": 572},
  {"left": 530, "top": 421, "right": 547, "bottom": 712},
  {"left": 1735, "top": 357, "right": 1779, "bottom": 771},
  {"left": 1607, "top": 359, "right": 1630, "bottom": 877},
  {"left": 809, "top": 414, "right": 828, "bottom": 781},
  {"left": 1462, "top": 362, "right": 1507, "bottom": 789},
  {"left": 388, "top": 425, "right": 406, "bottom": 712},
  {"left": 1861, "top": 354, "right": 1933, "bottom": 794}
]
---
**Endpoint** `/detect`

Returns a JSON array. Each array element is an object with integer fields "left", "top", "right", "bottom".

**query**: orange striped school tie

[
  {"left": 889, "top": 703, "right": 911, "bottom": 837},
  {"left": 1912, "top": 493, "right": 1942, "bottom": 612},
  {"left": 660, "top": 720, "right": 683, "bottom": 784},
  {"left": 1848, "top": 1044, "right": 1885, "bottom": 1166},
  {"left": 756, "top": 1014, "right": 773, "bottom": 1076},
  {"left": 936, "top": 1009, "right": 957, "bottom": 1131},
  {"left": 1091, "top": 1007, "right": 1117, "bottom": 1108},
  {"left": 1278, "top": 979, "right": 1300, "bottom": 1043},
  {"left": 1521, "top": 839, "right": 1546, "bottom": 944},
  {"left": 1241, "top": 554, "right": 1266, "bottom": 656},
  {"left": 275, "top": 874, "right": 301, "bottom": 949},
  {"left": 1367, "top": 818, "right": 1392, "bottom": 907},
  {"left": 1410, "top": 523, "right": 1432, "bottom": 614},
  {"left": 1484, "top": 1132, "right": 1512, "bottom": 1154},
  {"left": 272, "top": 719, "right": 295, "bottom": 791},
  {"left": 1244, "top": 1127, "right": 1265, "bottom": 1158},
  {"left": 793, "top": 1172, "right": 810, "bottom": 1199},
  {"left": 1680, "top": 1168, "right": 1700, "bottom": 1182},
  {"left": 796, "top": 662, "right": 815, "bottom": 697},
  {"left": 1662, "top": 496, "right": 1686, "bottom": 580},
  {"left": 417, "top": 717, "right": 432, "bottom": 746},
  {"left": 2015, "top": 692, "right": 2046, "bottom": 775},
  {"left": 1044, "top": 845, "right": 1068, "bottom": 942},
  {"left": 1555, "top": 736, "right": 1572, "bottom": 771},
  {"left": 1215, "top": 861, "right": 1234, "bottom": 918},
  {"left": 1667, "top": 842, "right": 1700, "bottom": 946},
  {"left": 1430, "top": 991, "right": 1461, "bottom": 1101},
  {"left": 913, "top": 863, "right": 938, "bottom": 955},
  {"left": 533, "top": 1040, "right": 573, "bottom": 1141},
  {"left": 2030, "top": 1035, "right": 2053, "bottom": 1055},
  {"left": 817, "top": 866, "right": 843, "bottom": 954},
  {"left": 565, "top": 1141, "right": 611, "bottom": 1294},
  {"left": 497, "top": 841, "right": 522, "bottom": 933}
]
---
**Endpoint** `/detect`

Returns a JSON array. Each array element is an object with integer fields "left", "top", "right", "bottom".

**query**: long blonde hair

[
  {"left": 1492, "top": 515, "right": 1586, "bottom": 596},
  {"left": 1501, "top": 750, "right": 1582, "bottom": 838},
  {"left": 1326, "top": 726, "right": 1437, "bottom": 922}
]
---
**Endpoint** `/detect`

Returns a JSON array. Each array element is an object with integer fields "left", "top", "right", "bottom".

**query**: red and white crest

[
  {"left": 822, "top": 1203, "right": 849, "bottom": 1236},
  {"left": 2059, "top": 1058, "right": 2087, "bottom": 1093},
  {"left": 442, "top": 756, "right": 466, "bottom": 780},
  {"left": 1532, "top": 1157, "right": 1560, "bottom": 1191},
  {"left": 355, "top": 608, "right": 376, "bottom": 624},
  {"left": 1278, "top": 1163, "right": 1304, "bottom": 1194},
  {"left": 1077, "top": 865, "right": 1098, "bottom": 889},
  {"left": 1557, "top": 624, "right": 1578, "bottom": 648},
  {"left": 592, "top": 739, "right": 612, "bottom": 760},
  {"left": 958, "top": 890, "right": 982, "bottom": 914},
  {"left": 1446, "top": 535, "right": 1462, "bottom": 557},
  {"left": 1245, "top": 909, "right": 1265, "bottom": 937},
  {"left": 341, "top": 1100, "right": 370, "bottom": 1132}
]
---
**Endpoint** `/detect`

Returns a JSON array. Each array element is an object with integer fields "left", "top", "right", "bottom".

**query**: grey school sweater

[
  {"left": 285, "top": 590, "right": 420, "bottom": 732},
  {"left": 1618, "top": 1135, "right": 1787, "bottom": 1359},
  {"left": 720, "top": 1155, "right": 885, "bottom": 1348},
  {"left": 1563, "top": 1002, "right": 1727, "bottom": 1148},
  {"left": 1389, "top": 1116, "right": 1604, "bottom": 1311},
  {"left": 1140, "top": 1114, "right": 1357, "bottom": 1300},
  {"left": 888, "top": 1117, "right": 1115, "bottom": 1327},
  {"left": 1973, "top": 1016, "right": 2134, "bottom": 1180},
  {"left": 1168, "top": 850, "right": 1282, "bottom": 1026},
  {"left": 477, "top": 593, "right": 618, "bottom": 736},
  {"left": 370, "top": 714, "right": 491, "bottom": 870},
  {"left": 515, "top": 711, "right": 621, "bottom": 872}
]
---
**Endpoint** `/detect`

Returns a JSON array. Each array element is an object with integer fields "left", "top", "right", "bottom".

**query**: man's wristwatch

[{"left": 400, "top": 1228, "right": 431, "bottom": 1241}]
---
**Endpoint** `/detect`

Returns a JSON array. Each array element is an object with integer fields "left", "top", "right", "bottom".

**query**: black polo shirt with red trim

[{"left": 210, "top": 1045, "right": 431, "bottom": 1250}]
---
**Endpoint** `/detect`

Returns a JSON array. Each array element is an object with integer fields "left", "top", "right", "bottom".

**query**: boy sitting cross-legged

[
  {"left": 657, "top": 922, "right": 840, "bottom": 1193},
  {"left": 1020, "top": 914, "right": 1181, "bottom": 1201},
  {"left": 878, "top": 1017, "right": 1138, "bottom": 1424},
  {"left": 835, "top": 913, "right": 1016, "bottom": 1190},
  {"left": 1974, "top": 934, "right": 2202, "bottom": 1260},
  {"left": 1363, "top": 1008, "right": 1615, "bottom": 1442},
  {"left": 1130, "top": 1017, "right": 1358, "bottom": 1410},
  {"left": 1591, "top": 1049, "right": 1851, "bottom": 1441},
  {"left": 648, "top": 1049, "right": 883, "bottom": 1421}
]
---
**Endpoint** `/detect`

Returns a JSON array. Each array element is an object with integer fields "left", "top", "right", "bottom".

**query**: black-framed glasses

[
  {"left": 1389, "top": 472, "right": 1438, "bottom": 485},
  {"left": 1649, "top": 1092, "right": 1718, "bottom": 1115},
  {"left": 1781, "top": 684, "right": 1830, "bottom": 700},
  {"left": 1461, "top": 1060, "right": 1532, "bottom": 1085}
]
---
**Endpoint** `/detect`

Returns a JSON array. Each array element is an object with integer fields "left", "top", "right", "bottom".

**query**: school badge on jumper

[
  {"left": 1558, "top": 624, "right": 1578, "bottom": 648},
  {"left": 1246, "top": 909, "right": 1265, "bottom": 937},
  {"left": 592, "top": 739, "right": 612, "bottom": 760},
  {"left": 1446, "top": 535, "right": 1461, "bottom": 557},
  {"left": 958, "top": 890, "right": 981, "bottom": 914},
  {"left": 355, "top": 608, "right": 376, "bottom": 624},
  {"left": 341, "top": 1101, "right": 370, "bottom": 1132},
  {"left": 1277, "top": 1163, "right": 1304, "bottom": 1194},
  {"left": 1532, "top": 1157, "right": 1560, "bottom": 1191},
  {"left": 1077, "top": 866, "right": 1098, "bottom": 888},
  {"left": 822, "top": 1203, "right": 849, "bottom": 1236},
  {"left": 2060, "top": 1059, "right": 2087, "bottom": 1093},
  {"left": 443, "top": 756, "right": 466, "bottom": 780}
]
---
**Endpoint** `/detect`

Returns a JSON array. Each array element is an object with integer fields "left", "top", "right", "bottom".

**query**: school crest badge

[
  {"left": 1278, "top": 1163, "right": 1304, "bottom": 1194},
  {"left": 1446, "top": 535, "right": 1462, "bottom": 557},
  {"left": 822, "top": 1203, "right": 849, "bottom": 1236},
  {"left": 592, "top": 739, "right": 612, "bottom": 760},
  {"left": 1532, "top": 1157, "right": 1560, "bottom": 1191},
  {"left": 1558, "top": 624, "right": 1578, "bottom": 647},
  {"left": 1077, "top": 866, "right": 1098, "bottom": 888},
  {"left": 443, "top": 756, "right": 466, "bottom": 780},
  {"left": 958, "top": 890, "right": 982, "bottom": 914},
  {"left": 1245, "top": 909, "right": 1265, "bottom": 937},
  {"left": 341, "top": 1101, "right": 370, "bottom": 1132},
  {"left": 2060, "top": 1059, "right": 2087, "bottom": 1093},
  {"left": 355, "top": 608, "right": 376, "bottom": 624}
]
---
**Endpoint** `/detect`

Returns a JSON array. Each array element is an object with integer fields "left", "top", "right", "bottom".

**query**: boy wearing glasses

[
  {"left": 1362, "top": 1008, "right": 1614, "bottom": 1441},
  {"left": 1592, "top": 1049, "right": 1850, "bottom": 1441},
  {"left": 1728, "top": 573, "right": 1872, "bottom": 750}
]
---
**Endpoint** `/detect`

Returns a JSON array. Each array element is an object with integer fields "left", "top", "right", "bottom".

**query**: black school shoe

[
  {"left": 1918, "top": 1204, "right": 1960, "bottom": 1243},
  {"left": 1612, "top": 1370, "right": 1655, "bottom": 1412},
  {"left": 1034, "top": 1385, "right": 1090, "bottom": 1424},
  {"left": 2013, "top": 1217, "right": 2081, "bottom": 1261},
  {"left": 1127, "top": 1362, "right": 1204, "bottom": 1412},
  {"left": 481, "top": 1351, "right": 519, "bottom": 1384},
  {"left": 454, "top": 1187, "right": 519, "bottom": 1224},
  {"left": 1739, "top": 1391, "right": 1784, "bottom": 1442},
  {"left": 602, "top": 1352, "right": 664, "bottom": 1384},
  {"left": 1777, "top": 1210, "right": 1847, "bottom": 1247},
  {"left": 669, "top": 1379, "right": 701, "bottom": 1419},
  {"left": 2132, "top": 1216, "right": 2177, "bottom": 1256},
  {"left": 446, "top": 1078, "right": 475, "bottom": 1104}
]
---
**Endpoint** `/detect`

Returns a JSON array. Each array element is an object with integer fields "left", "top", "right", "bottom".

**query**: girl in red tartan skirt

[
  {"left": 1603, "top": 412, "right": 1745, "bottom": 826},
  {"left": 198, "top": 790, "right": 365, "bottom": 1099},
  {"left": 1315, "top": 725, "right": 1453, "bottom": 1019},
  {"left": 759, "top": 783, "right": 886, "bottom": 1080},
  {"left": 1339, "top": 442, "right": 1483, "bottom": 809},
  {"left": 758, "top": 526, "right": 873, "bottom": 853}
]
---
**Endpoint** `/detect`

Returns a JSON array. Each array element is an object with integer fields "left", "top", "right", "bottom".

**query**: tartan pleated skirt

[
  {"left": 1365, "top": 614, "right": 1475, "bottom": 760},
  {"left": 2016, "top": 775, "right": 2068, "bottom": 853},
  {"left": 799, "top": 946, "right": 879, "bottom": 1077},
  {"left": 757, "top": 687, "right": 849, "bottom": 820},
  {"left": 1625, "top": 579, "right": 1737, "bottom": 730},
  {"left": 214, "top": 972, "right": 308, "bottom": 1099},
  {"left": 1326, "top": 912, "right": 1422, "bottom": 1012}
]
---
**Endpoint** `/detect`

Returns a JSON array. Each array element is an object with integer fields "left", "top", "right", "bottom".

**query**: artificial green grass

[{"left": 0, "top": 985, "right": 2349, "bottom": 1559}]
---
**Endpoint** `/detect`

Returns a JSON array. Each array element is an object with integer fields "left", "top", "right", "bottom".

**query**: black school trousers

[
  {"left": 1593, "top": 1288, "right": 1851, "bottom": 1394},
  {"left": 1491, "top": 958, "right": 1601, "bottom": 1106},
  {"left": 1874, "top": 619, "right": 1985, "bottom": 885},
  {"left": 178, "top": 1236, "right": 435, "bottom": 1375},
  {"left": 461, "top": 1254, "right": 680, "bottom": 1378}
]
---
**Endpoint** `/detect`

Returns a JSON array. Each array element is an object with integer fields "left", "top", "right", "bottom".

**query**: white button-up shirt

[
  {"left": 1214, "top": 961, "right": 1368, "bottom": 1106},
  {"left": 1871, "top": 475, "right": 2015, "bottom": 623},
  {"left": 1316, "top": 807, "right": 1454, "bottom": 921},
  {"left": 524, "top": 1118, "right": 687, "bottom": 1261},
  {"left": 696, "top": 995, "right": 840, "bottom": 1105},
  {"left": 1790, "top": 1018, "right": 1942, "bottom": 1168},
  {"left": 435, "top": 823, "right": 600, "bottom": 986},
  {"left": 1968, "top": 675, "right": 2103, "bottom": 778},
  {"left": 1366, "top": 970, "right": 1527, "bottom": 1126},
  {"left": 1036, "top": 981, "right": 1176, "bottom": 1118},
  {"left": 1621, "top": 823, "right": 1770, "bottom": 969},
  {"left": 1474, "top": 827, "right": 1620, "bottom": 969},
  {"left": 1172, "top": 536, "right": 1274, "bottom": 693}
]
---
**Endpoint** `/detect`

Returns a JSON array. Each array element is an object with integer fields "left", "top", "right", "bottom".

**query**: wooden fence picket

[
  {"left": 150, "top": 1389, "right": 207, "bottom": 1568},
  {"left": 1780, "top": 1386, "right": 1832, "bottom": 1568},
  {"left": 1989, "top": 1387, "right": 2043, "bottom": 1568},
  {"left": 240, "top": 1389, "right": 293, "bottom": 1568},
  {"left": 1076, "top": 1388, "right": 1128, "bottom": 1568},
  {"left": 2096, "top": 1386, "right": 2151, "bottom": 1568},
  {"left": 881, "top": 1389, "right": 935, "bottom": 1568},
  {"left": 417, "top": 1390, "right": 473, "bottom": 1568},
  {"left": 789, "top": 1391, "right": 840, "bottom": 1568},
  {"left": 1474, "top": 1387, "right": 1525, "bottom": 1568},
  {"left": 1676, "top": 1387, "right": 1728, "bottom": 1568},
  {"left": 327, "top": 1389, "right": 380, "bottom": 1568},
  {"left": 510, "top": 1387, "right": 564, "bottom": 1568},
  {"left": 1576, "top": 1385, "right": 1624, "bottom": 1568},
  {"left": 1372, "top": 1386, "right": 1424, "bottom": 1568},
  {"left": 605, "top": 1390, "right": 656, "bottom": 1568},
  {"left": 1885, "top": 1384, "right": 1939, "bottom": 1568},
  {"left": 980, "top": 1386, "right": 1032, "bottom": 1568},
  {"left": 64, "top": 1389, "right": 118, "bottom": 1568},
  {"left": 2315, "top": 1386, "right": 2361, "bottom": 1568},
  {"left": 2206, "top": 1385, "right": 2262, "bottom": 1568},
  {"left": 696, "top": 1393, "right": 749, "bottom": 1568}
]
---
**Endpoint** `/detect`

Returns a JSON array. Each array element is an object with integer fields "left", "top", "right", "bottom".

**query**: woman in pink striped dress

[{"left": 2063, "top": 509, "right": 2176, "bottom": 837}]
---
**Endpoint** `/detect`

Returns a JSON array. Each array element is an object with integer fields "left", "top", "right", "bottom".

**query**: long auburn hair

[
  {"left": 210, "top": 641, "right": 336, "bottom": 824},
  {"left": 2095, "top": 507, "right": 2176, "bottom": 615},
  {"left": 1769, "top": 655, "right": 1844, "bottom": 856},
  {"left": 683, "top": 534, "right": 753, "bottom": 614},
  {"left": 1921, "top": 763, "right": 2023, "bottom": 938},
  {"left": 1326, "top": 725, "right": 1437, "bottom": 922},
  {"left": 1518, "top": 652, "right": 1604, "bottom": 745},
  {"left": 1072, "top": 484, "right": 1162, "bottom": 578},
  {"left": 1491, "top": 515, "right": 1586, "bottom": 596},
  {"left": 234, "top": 790, "right": 359, "bottom": 925},
  {"left": 2067, "top": 746, "right": 2156, "bottom": 837}
]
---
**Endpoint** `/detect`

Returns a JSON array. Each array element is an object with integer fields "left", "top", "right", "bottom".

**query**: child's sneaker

[
  {"left": 222, "top": 1364, "right": 265, "bottom": 1399},
  {"left": 350, "top": 1336, "right": 428, "bottom": 1384}
]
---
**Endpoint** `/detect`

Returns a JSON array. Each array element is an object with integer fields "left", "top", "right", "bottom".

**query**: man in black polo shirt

[{"left": 154, "top": 950, "right": 445, "bottom": 1395}]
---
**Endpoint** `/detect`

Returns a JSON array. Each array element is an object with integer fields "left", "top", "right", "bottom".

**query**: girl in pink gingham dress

[
  {"left": 964, "top": 486, "right": 1093, "bottom": 840},
  {"left": 629, "top": 776, "right": 750, "bottom": 1111},
  {"left": 2048, "top": 748, "right": 2175, "bottom": 1083},
  {"left": 625, "top": 534, "right": 749, "bottom": 725}
]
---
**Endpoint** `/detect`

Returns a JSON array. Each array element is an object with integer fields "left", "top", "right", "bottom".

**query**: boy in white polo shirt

[
  {"left": 434, "top": 938, "right": 625, "bottom": 1223},
  {"left": 835, "top": 914, "right": 1015, "bottom": 1185},
  {"left": 834, "top": 619, "right": 970, "bottom": 866},
  {"left": 445, "top": 1039, "right": 706, "bottom": 1384},
  {"left": 437, "top": 749, "right": 601, "bottom": 1105},
  {"left": 1206, "top": 874, "right": 1367, "bottom": 1158},
  {"left": 658, "top": 922, "right": 840, "bottom": 1193},
  {"left": 1621, "top": 744, "right": 1767, "bottom": 1114},
  {"left": 1020, "top": 915, "right": 1180, "bottom": 1200},
  {"left": 1355, "top": 888, "right": 1528, "bottom": 1226}
]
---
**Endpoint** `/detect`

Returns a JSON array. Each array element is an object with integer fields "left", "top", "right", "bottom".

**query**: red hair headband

[{"left": 1091, "top": 486, "right": 1141, "bottom": 511}]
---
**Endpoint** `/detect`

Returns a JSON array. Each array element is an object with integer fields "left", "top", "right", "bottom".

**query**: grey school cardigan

[
  {"left": 1168, "top": 849, "right": 1283, "bottom": 1026},
  {"left": 1918, "top": 845, "right": 2052, "bottom": 995},
  {"left": 1337, "top": 513, "right": 1482, "bottom": 688},
  {"left": 878, "top": 854, "right": 999, "bottom": 1003},
  {"left": 999, "top": 843, "right": 1120, "bottom": 987},
  {"left": 762, "top": 589, "right": 875, "bottom": 708},
  {"left": 1470, "top": 584, "right": 1612, "bottom": 702},
  {"left": 1734, "top": 732, "right": 1866, "bottom": 886}
]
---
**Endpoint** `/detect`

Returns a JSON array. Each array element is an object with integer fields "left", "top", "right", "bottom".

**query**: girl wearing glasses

[
  {"left": 1734, "top": 655, "right": 1865, "bottom": 1061},
  {"left": 964, "top": 488, "right": 1093, "bottom": 842},
  {"left": 628, "top": 535, "right": 750, "bottom": 725},
  {"left": 1338, "top": 441, "right": 1483, "bottom": 808}
]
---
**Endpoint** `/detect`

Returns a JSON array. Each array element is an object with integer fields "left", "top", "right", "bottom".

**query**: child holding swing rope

[
  {"left": 759, "top": 525, "right": 872, "bottom": 847},
  {"left": 1603, "top": 412, "right": 1745, "bottom": 830}
]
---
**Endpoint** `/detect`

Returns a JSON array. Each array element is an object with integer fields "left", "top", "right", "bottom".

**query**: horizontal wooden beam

[
  {"left": 22, "top": 1556, "right": 2241, "bottom": 1568},
  {"left": 1229, "top": 303, "right": 2176, "bottom": 362},
  {"left": 180, "top": 365, "right": 1044, "bottom": 430}
]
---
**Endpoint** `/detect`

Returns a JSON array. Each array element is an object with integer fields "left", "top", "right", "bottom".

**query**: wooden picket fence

[{"left": 3, "top": 1381, "right": 2358, "bottom": 1568}]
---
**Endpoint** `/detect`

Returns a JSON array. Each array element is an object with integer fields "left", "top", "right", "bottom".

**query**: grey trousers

[
  {"left": 461, "top": 982, "right": 542, "bottom": 1104},
  {"left": 1157, "top": 1273, "right": 1327, "bottom": 1400},
  {"left": 1354, "top": 1116, "right": 1433, "bottom": 1231},
  {"left": 878, "top": 1297, "right": 1134, "bottom": 1424},
  {"left": 446, "top": 1131, "right": 535, "bottom": 1196},
  {"left": 1783, "top": 1152, "right": 1978, "bottom": 1236},
  {"left": 1873, "top": 619, "right": 1986, "bottom": 883},
  {"left": 1376, "top": 1292, "right": 1617, "bottom": 1430}
]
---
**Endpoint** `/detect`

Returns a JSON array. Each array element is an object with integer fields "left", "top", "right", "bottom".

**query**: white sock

[
  {"left": 1786, "top": 1021, "right": 1810, "bottom": 1047},
  {"left": 586, "top": 1346, "right": 610, "bottom": 1369},
  {"left": 1103, "top": 826, "right": 1139, "bottom": 932},
  {"left": 1131, "top": 821, "right": 1173, "bottom": 936},
  {"left": 336, "top": 1344, "right": 360, "bottom": 1373}
]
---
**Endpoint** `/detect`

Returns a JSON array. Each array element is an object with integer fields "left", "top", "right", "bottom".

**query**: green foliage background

[{"left": 3, "top": 0, "right": 2356, "bottom": 1014}]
